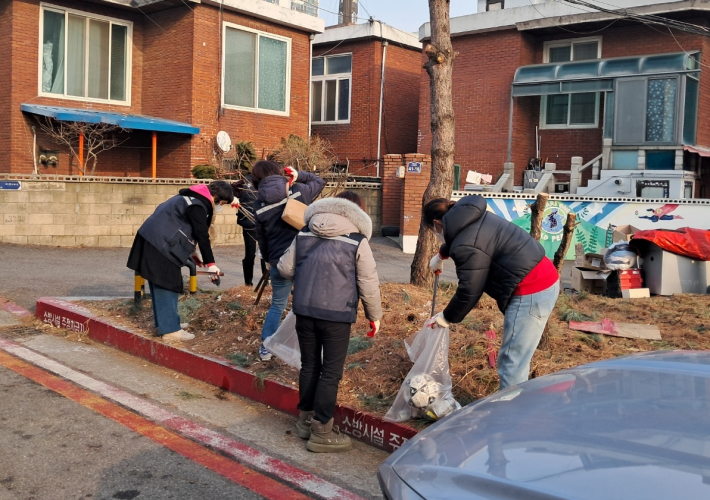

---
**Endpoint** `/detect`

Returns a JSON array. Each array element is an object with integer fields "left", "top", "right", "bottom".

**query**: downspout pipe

[
  {"left": 376, "top": 38, "right": 388, "bottom": 178},
  {"left": 308, "top": 33, "right": 314, "bottom": 138}
]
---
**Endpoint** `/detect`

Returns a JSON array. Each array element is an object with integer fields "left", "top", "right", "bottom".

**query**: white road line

[{"left": 0, "top": 338, "right": 365, "bottom": 500}]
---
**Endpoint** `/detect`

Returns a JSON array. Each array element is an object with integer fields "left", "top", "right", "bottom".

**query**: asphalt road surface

[{"left": 0, "top": 238, "right": 460, "bottom": 310}]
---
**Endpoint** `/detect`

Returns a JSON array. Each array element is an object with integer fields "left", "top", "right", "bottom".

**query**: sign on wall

[
  {"left": 407, "top": 162, "right": 422, "bottom": 174},
  {"left": 0, "top": 181, "right": 21, "bottom": 190},
  {"left": 483, "top": 197, "right": 708, "bottom": 259}
]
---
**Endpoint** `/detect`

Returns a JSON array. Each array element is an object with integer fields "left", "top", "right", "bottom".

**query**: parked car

[{"left": 378, "top": 351, "right": 710, "bottom": 500}]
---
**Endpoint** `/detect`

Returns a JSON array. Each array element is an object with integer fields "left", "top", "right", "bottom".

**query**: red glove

[
  {"left": 284, "top": 166, "right": 298, "bottom": 186},
  {"left": 367, "top": 320, "right": 380, "bottom": 338}
]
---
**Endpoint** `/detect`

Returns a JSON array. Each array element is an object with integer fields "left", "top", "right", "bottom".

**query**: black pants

[
  {"left": 242, "top": 228, "right": 265, "bottom": 286},
  {"left": 295, "top": 315, "right": 351, "bottom": 424}
]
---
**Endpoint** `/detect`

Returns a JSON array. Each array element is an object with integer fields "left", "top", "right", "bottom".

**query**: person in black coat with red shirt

[{"left": 424, "top": 195, "right": 560, "bottom": 390}]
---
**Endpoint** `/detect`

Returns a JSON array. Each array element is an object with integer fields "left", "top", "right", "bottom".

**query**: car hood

[{"left": 384, "top": 351, "right": 710, "bottom": 500}]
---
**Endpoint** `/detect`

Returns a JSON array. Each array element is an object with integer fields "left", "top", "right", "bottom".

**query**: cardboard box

[
  {"left": 612, "top": 224, "right": 642, "bottom": 243},
  {"left": 572, "top": 268, "right": 610, "bottom": 294},
  {"left": 574, "top": 244, "right": 608, "bottom": 271},
  {"left": 622, "top": 288, "right": 650, "bottom": 299},
  {"left": 641, "top": 243, "right": 710, "bottom": 295}
]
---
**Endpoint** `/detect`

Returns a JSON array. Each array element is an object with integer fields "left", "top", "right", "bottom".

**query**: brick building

[
  {"left": 417, "top": 0, "right": 710, "bottom": 198},
  {"left": 1, "top": 0, "right": 323, "bottom": 178},
  {"left": 311, "top": 22, "right": 422, "bottom": 178}
]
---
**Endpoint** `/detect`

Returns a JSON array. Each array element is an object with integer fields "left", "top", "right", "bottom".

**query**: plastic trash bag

[
  {"left": 604, "top": 242, "right": 638, "bottom": 270},
  {"left": 384, "top": 322, "right": 461, "bottom": 422},
  {"left": 262, "top": 311, "right": 301, "bottom": 369}
]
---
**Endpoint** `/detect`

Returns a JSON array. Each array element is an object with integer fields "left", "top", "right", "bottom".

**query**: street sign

[
  {"left": 407, "top": 162, "right": 421, "bottom": 173},
  {"left": 0, "top": 181, "right": 21, "bottom": 190}
]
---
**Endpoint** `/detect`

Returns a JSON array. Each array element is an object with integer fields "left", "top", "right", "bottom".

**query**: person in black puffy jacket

[
  {"left": 252, "top": 160, "right": 325, "bottom": 361},
  {"left": 231, "top": 175, "right": 266, "bottom": 287},
  {"left": 424, "top": 195, "right": 560, "bottom": 389}
]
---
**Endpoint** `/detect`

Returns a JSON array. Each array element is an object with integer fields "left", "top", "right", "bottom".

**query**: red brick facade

[
  {"left": 3, "top": 0, "right": 313, "bottom": 177},
  {"left": 417, "top": 21, "right": 710, "bottom": 188},
  {"left": 312, "top": 39, "right": 421, "bottom": 177}
]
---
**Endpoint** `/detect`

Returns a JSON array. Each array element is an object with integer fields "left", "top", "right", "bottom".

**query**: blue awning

[{"left": 21, "top": 104, "right": 200, "bottom": 135}]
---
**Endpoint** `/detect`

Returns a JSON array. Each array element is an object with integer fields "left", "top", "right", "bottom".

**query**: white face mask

[
  {"left": 214, "top": 204, "right": 224, "bottom": 214},
  {"left": 434, "top": 229, "right": 445, "bottom": 244}
]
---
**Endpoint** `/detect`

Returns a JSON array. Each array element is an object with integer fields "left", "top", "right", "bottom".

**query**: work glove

[
  {"left": 428, "top": 312, "right": 450, "bottom": 329},
  {"left": 429, "top": 252, "right": 447, "bottom": 274},
  {"left": 231, "top": 199, "right": 241, "bottom": 210},
  {"left": 207, "top": 265, "right": 221, "bottom": 284},
  {"left": 367, "top": 320, "right": 380, "bottom": 338},
  {"left": 284, "top": 166, "right": 298, "bottom": 186},
  {"left": 190, "top": 249, "right": 204, "bottom": 267}
]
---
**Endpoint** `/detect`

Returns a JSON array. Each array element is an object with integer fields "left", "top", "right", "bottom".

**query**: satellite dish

[{"left": 216, "top": 131, "right": 232, "bottom": 152}]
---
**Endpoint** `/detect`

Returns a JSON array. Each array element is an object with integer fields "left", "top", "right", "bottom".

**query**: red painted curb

[{"left": 36, "top": 297, "right": 418, "bottom": 453}]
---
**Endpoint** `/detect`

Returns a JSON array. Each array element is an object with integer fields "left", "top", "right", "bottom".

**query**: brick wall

[
  {"left": 381, "top": 154, "right": 404, "bottom": 229},
  {"left": 9, "top": 0, "right": 146, "bottom": 176},
  {"left": 0, "top": 177, "right": 382, "bottom": 246},
  {"left": 0, "top": 1, "right": 11, "bottom": 173},
  {"left": 189, "top": 5, "right": 312, "bottom": 171},
  {"left": 6, "top": 1, "right": 313, "bottom": 179},
  {"left": 312, "top": 39, "right": 421, "bottom": 177},
  {"left": 418, "top": 22, "right": 710, "bottom": 188}
]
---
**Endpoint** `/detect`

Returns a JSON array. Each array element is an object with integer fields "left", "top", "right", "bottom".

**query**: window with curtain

[
  {"left": 41, "top": 7, "right": 130, "bottom": 103},
  {"left": 311, "top": 54, "right": 352, "bottom": 124},
  {"left": 542, "top": 38, "right": 600, "bottom": 129},
  {"left": 223, "top": 25, "right": 290, "bottom": 114}
]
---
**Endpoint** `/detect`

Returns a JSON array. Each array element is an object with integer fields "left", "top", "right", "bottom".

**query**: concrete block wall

[
  {"left": 320, "top": 183, "right": 383, "bottom": 235},
  {"left": 0, "top": 179, "right": 242, "bottom": 247},
  {"left": 0, "top": 177, "right": 383, "bottom": 246}
]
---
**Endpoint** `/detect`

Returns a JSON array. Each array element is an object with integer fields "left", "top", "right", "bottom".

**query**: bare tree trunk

[
  {"left": 529, "top": 193, "right": 549, "bottom": 242},
  {"left": 410, "top": 0, "right": 456, "bottom": 287},
  {"left": 553, "top": 213, "right": 577, "bottom": 274}
]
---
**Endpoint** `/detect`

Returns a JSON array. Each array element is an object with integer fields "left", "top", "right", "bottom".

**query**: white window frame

[
  {"left": 311, "top": 53, "right": 352, "bottom": 125},
  {"left": 542, "top": 36, "right": 602, "bottom": 63},
  {"left": 541, "top": 37, "right": 602, "bottom": 129},
  {"left": 540, "top": 92, "right": 600, "bottom": 129},
  {"left": 38, "top": 3, "right": 133, "bottom": 106},
  {"left": 221, "top": 22, "right": 292, "bottom": 117}
]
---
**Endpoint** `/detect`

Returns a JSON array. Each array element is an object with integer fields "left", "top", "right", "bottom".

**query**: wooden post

[
  {"left": 553, "top": 213, "right": 577, "bottom": 274},
  {"left": 78, "top": 134, "right": 84, "bottom": 176},
  {"left": 529, "top": 193, "right": 549, "bottom": 241},
  {"left": 152, "top": 132, "right": 157, "bottom": 179}
]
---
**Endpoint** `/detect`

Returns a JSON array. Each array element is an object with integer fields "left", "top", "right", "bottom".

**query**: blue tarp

[{"left": 21, "top": 104, "right": 200, "bottom": 135}]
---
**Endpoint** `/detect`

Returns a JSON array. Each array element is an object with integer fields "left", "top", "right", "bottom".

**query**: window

[
  {"left": 222, "top": 24, "right": 291, "bottom": 115},
  {"left": 541, "top": 38, "right": 601, "bottom": 129},
  {"left": 542, "top": 92, "right": 599, "bottom": 128},
  {"left": 685, "top": 181, "right": 694, "bottom": 199},
  {"left": 636, "top": 180, "right": 669, "bottom": 198},
  {"left": 311, "top": 54, "right": 352, "bottom": 124},
  {"left": 40, "top": 5, "right": 130, "bottom": 103},
  {"left": 614, "top": 76, "right": 680, "bottom": 146}
]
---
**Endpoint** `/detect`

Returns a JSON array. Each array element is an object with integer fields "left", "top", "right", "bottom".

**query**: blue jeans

[
  {"left": 148, "top": 282, "right": 181, "bottom": 336},
  {"left": 261, "top": 267, "right": 293, "bottom": 342},
  {"left": 498, "top": 281, "right": 560, "bottom": 390}
]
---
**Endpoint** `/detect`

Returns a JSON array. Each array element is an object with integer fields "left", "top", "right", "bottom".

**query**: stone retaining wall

[{"left": 0, "top": 175, "right": 382, "bottom": 247}]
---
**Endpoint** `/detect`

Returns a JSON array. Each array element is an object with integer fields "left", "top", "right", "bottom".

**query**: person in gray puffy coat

[{"left": 278, "top": 192, "right": 382, "bottom": 453}]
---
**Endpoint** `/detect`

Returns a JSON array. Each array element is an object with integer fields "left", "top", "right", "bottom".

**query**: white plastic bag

[
  {"left": 604, "top": 242, "right": 638, "bottom": 270},
  {"left": 262, "top": 311, "right": 301, "bottom": 369},
  {"left": 385, "top": 322, "right": 461, "bottom": 422}
]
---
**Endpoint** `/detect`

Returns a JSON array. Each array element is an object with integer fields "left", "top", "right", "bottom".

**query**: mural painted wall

[{"left": 476, "top": 196, "right": 710, "bottom": 259}]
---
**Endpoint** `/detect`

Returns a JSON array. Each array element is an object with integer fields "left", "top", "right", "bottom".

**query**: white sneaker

[
  {"left": 180, "top": 322, "right": 189, "bottom": 329},
  {"left": 162, "top": 329, "right": 195, "bottom": 341}
]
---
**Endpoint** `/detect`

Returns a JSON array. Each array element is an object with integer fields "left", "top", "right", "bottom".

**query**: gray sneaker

[
  {"left": 259, "top": 344, "right": 273, "bottom": 361},
  {"left": 162, "top": 329, "right": 195, "bottom": 341}
]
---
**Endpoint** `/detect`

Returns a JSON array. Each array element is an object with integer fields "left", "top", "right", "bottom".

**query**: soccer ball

[{"left": 406, "top": 374, "right": 441, "bottom": 409}]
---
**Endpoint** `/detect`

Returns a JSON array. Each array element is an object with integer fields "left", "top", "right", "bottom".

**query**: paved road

[
  {"left": 0, "top": 238, "right": 460, "bottom": 310},
  {"left": 0, "top": 323, "right": 386, "bottom": 499}
]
